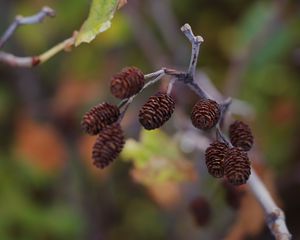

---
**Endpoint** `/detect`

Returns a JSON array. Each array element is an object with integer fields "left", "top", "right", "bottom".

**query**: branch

[
  {"left": 144, "top": 69, "right": 165, "bottom": 79},
  {"left": 180, "top": 24, "right": 210, "bottom": 100},
  {"left": 0, "top": 33, "right": 76, "bottom": 67},
  {"left": 167, "top": 78, "right": 176, "bottom": 95},
  {"left": 0, "top": 6, "right": 55, "bottom": 49},
  {"left": 0, "top": 6, "right": 77, "bottom": 67},
  {"left": 248, "top": 170, "right": 292, "bottom": 240},
  {"left": 219, "top": 97, "right": 232, "bottom": 127},
  {"left": 180, "top": 23, "right": 204, "bottom": 78},
  {"left": 118, "top": 71, "right": 166, "bottom": 116}
]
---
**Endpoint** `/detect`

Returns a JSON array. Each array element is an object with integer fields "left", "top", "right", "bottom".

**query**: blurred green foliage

[
  {"left": 0, "top": 156, "right": 83, "bottom": 240},
  {"left": 122, "top": 129, "right": 194, "bottom": 184}
]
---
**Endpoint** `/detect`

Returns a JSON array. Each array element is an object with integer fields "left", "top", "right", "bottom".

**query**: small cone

[
  {"left": 224, "top": 147, "right": 251, "bottom": 185},
  {"left": 191, "top": 99, "right": 220, "bottom": 130},
  {"left": 229, "top": 120, "right": 254, "bottom": 151},
  {"left": 205, "top": 141, "right": 229, "bottom": 178},
  {"left": 139, "top": 92, "right": 175, "bottom": 130},
  {"left": 92, "top": 124, "right": 125, "bottom": 169},
  {"left": 81, "top": 102, "right": 120, "bottom": 135},
  {"left": 110, "top": 66, "right": 145, "bottom": 99}
]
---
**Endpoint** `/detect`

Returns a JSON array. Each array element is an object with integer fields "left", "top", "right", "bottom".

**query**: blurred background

[{"left": 0, "top": 0, "right": 299, "bottom": 239}]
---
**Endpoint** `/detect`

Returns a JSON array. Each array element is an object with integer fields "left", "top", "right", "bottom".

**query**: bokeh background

[{"left": 0, "top": 0, "right": 300, "bottom": 239}]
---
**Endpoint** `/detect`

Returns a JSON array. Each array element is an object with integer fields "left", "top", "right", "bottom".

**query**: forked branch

[
  {"left": 0, "top": 6, "right": 55, "bottom": 48},
  {"left": 0, "top": 6, "right": 76, "bottom": 67}
]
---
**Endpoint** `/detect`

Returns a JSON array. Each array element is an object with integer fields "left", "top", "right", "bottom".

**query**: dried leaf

[{"left": 15, "top": 114, "right": 67, "bottom": 173}]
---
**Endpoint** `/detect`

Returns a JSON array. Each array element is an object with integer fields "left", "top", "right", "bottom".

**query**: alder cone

[
  {"left": 138, "top": 92, "right": 175, "bottom": 130},
  {"left": 229, "top": 120, "right": 254, "bottom": 151},
  {"left": 81, "top": 103, "right": 120, "bottom": 135},
  {"left": 224, "top": 147, "right": 251, "bottom": 185},
  {"left": 110, "top": 66, "right": 145, "bottom": 99},
  {"left": 92, "top": 124, "right": 125, "bottom": 169},
  {"left": 189, "top": 196, "right": 211, "bottom": 226},
  {"left": 205, "top": 141, "right": 229, "bottom": 178},
  {"left": 191, "top": 99, "right": 220, "bottom": 130}
]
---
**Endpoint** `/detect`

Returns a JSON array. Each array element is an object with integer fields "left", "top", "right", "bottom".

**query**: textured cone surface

[
  {"left": 229, "top": 121, "right": 254, "bottom": 151},
  {"left": 110, "top": 66, "right": 145, "bottom": 99},
  {"left": 92, "top": 124, "right": 125, "bottom": 168},
  {"left": 224, "top": 147, "right": 251, "bottom": 185},
  {"left": 191, "top": 99, "right": 220, "bottom": 130},
  {"left": 189, "top": 197, "right": 211, "bottom": 226},
  {"left": 81, "top": 103, "right": 120, "bottom": 135},
  {"left": 139, "top": 92, "right": 175, "bottom": 130},
  {"left": 205, "top": 141, "right": 229, "bottom": 178}
]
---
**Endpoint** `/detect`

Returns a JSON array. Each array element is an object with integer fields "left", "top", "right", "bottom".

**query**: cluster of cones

[
  {"left": 81, "top": 66, "right": 254, "bottom": 186},
  {"left": 189, "top": 96, "right": 253, "bottom": 185},
  {"left": 81, "top": 67, "right": 176, "bottom": 168}
]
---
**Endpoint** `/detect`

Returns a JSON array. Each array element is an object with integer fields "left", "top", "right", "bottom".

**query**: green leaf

[
  {"left": 121, "top": 129, "right": 181, "bottom": 168},
  {"left": 121, "top": 129, "right": 197, "bottom": 184},
  {"left": 75, "top": 0, "right": 122, "bottom": 46}
]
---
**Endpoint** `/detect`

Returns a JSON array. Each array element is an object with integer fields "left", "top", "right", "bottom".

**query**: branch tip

[
  {"left": 181, "top": 23, "right": 192, "bottom": 32},
  {"left": 195, "top": 35, "right": 204, "bottom": 43},
  {"left": 42, "top": 6, "right": 56, "bottom": 17}
]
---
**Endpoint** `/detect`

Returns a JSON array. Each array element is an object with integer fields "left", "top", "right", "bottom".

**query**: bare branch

[
  {"left": 0, "top": 33, "right": 76, "bottom": 67},
  {"left": 144, "top": 69, "right": 165, "bottom": 79},
  {"left": 187, "top": 81, "right": 210, "bottom": 99},
  {"left": 167, "top": 78, "right": 176, "bottom": 95},
  {"left": 118, "top": 72, "right": 166, "bottom": 114},
  {"left": 248, "top": 170, "right": 292, "bottom": 240},
  {"left": 219, "top": 97, "right": 232, "bottom": 127},
  {"left": 0, "top": 6, "right": 55, "bottom": 49},
  {"left": 0, "top": 6, "right": 78, "bottom": 68},
  {"left": 181, "top": 23, "right": 204, "bottom": 77}
]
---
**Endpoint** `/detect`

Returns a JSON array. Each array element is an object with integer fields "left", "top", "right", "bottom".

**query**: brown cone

[
  {"left": 92, "top": 124, "right": 125, "bottom": 169},
  {"left": 205, "top": 141, "right": 229, "bottom": 178},
  {"left": 139, "top": 92, "right": 175, "bottom": 130},
  {"left": 81, "top": 103, "right": 120, "bottom": 135},
  {"left": 110, "top": 66, "right": 145, "bottom": 99},
  {"left": 224, "top": 147, "right": 251, "bottom": 185},
  {"left": 189, "top": 196, "right": 211, "bottom": 227},
  {"left": 229, "top": 121, "right": 254, "bottom": 151},
  {"left": 191, "top": 99, "right": 220, "bottom": 130}
]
